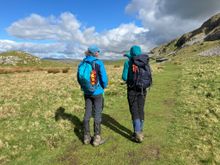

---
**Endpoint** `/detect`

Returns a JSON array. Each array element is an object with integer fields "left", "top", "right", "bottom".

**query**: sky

[{"left": 0, "top": 0, "right": 220, "bottom": 59}]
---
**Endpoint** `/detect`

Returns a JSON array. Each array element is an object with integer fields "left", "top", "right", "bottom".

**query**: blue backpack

[{"left": 78, "top": 60, "right": 99, "bottom": 93}]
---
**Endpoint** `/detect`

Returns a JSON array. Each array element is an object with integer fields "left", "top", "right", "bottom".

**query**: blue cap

[{"left": 88, "top": 45, "right": 101, "bottom": 54}]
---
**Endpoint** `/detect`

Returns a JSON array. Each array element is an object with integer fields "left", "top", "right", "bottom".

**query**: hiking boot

[
  {"left": 83, "top": 135, "right": 91, "bottom": 145},
  {"left": 131, "top": 132, "right": 136, "bottom": 141},
  {"left": 135, "top": 132, "right": 144, "bottom": 143},
  {"left": 93, "top": 135, "right": 102, "bottom": 146}
]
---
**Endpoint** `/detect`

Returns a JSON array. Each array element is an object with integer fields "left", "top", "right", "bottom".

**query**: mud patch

[
  {"left": 163, "top": 98, "right": 175, "bottom": 107},
  {"left": 143, "top": 145, "right": 160, "bottom": 160},
  {"left": 128, "top": 145, "right": 160, "bottom": 164},
  {"left": 57, "top": 140, "right": 81, "bottom": 165}
]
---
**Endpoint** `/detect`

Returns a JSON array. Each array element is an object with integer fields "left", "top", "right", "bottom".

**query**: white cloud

[
  {"left": 93, "top": 23, "right": 150, "bottom": 52},
  {"left": 0, "top": 40, "right": 86, "bottom": 59},
  {"left": 6, "top": 12, "right": 150, "bottom": 59},
  {"left": 126, "top": 0, "right": 220, "bottom": 44},
  {"left": 4, "top": 1, "right": 220, "bottom": 59},
  {"left": 7, "top": 13, "right": 85, "bottom": 42}
]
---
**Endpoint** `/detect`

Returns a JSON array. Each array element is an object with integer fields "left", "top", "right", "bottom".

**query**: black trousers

[{"left": 127, "top": 88, "right": 147, "bottom": 121}]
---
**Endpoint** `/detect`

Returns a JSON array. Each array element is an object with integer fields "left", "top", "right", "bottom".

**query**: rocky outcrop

[
  {"left": 205, "top": 26, "right": 220, "bottom": 41},
  {"left": 0, "top": 56, "right": 22, "bottom": 65},
  {"left": 176, "top": 13, "right": 220, "bottom": 47},
  {"left": 0, "top": 51, "right": 41, "bottom": 65},
  {"left": 199, "top": 46, "right": 220, "bottom": 56}
]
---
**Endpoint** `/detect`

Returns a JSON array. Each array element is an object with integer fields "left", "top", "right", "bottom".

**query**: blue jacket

[
  {"left": 77, "top": 55, "right": 108, "bottom": 95},
  {"left": 122, "top": 45, "right": 142, "bottom": 82}
]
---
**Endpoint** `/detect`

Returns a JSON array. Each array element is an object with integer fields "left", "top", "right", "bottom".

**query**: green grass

[
  {"left": 51, "top": 62, "right": 181, "bottom": 165},
  {"left": 169, "top": 57, "right": 220, "bottom": 164},
  {"left": 0, "top": 60, "right": 181, "bottom": 164},
  {"left": 0, "top": 44, "right": 220, "bottom": 164},
  {"left": 0, "top": 50, "right": 77, "bottom": 67}
]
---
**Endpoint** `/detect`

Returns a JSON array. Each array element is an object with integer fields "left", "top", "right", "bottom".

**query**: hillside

[
  {"left": 150, "top": 13, "right": 220, "bottom": 58},
  {"left": 0, "top": 51, "right": 77, "bottom": 71},
  {"left": 176, "top": 13, "right": 220, "bottom": 47},
  {"left": 0, "top": 51, "right": 41, "bottom": 66}
]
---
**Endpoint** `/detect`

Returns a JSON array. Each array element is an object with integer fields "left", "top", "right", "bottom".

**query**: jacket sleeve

[
  {"left": 77, "top": 62, "right": 82, "bottom": 84},
  {"left": 122, "top": 60, "right": 129, "bottom": 82},
  {"left": 77, "top": 71, "right": 80, "bottom": 84},
  {"left": 98, "top": 61, "right": 108, "bottom": 89}
]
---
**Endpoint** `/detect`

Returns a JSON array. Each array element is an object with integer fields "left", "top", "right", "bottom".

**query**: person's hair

[
  {"left": 85, "top": 50, "right": 98, "bottom": 57},
  {"left": 85, "top": 51, "right": 90, "bottom": 56}
]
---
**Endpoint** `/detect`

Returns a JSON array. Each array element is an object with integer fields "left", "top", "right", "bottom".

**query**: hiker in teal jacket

[
  {"left": 122, "top": 52, "right": 131, "bottom": 82},
  {"left": 122, "top": 45, "right": 149, "bottom": 143},
  {"left": 77, "top": 45, "right": 108, "bottom": 146}
]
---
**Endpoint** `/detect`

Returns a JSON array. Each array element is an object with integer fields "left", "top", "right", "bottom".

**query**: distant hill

[
  {"left": 150, "top": 13, "right": 220, "bottom": 58},
  {"left": 0, "top": 51, "right": 41, "bottom": 66}
]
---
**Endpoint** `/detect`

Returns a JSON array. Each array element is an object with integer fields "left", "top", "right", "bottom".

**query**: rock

[
  {"left": 176, "top": 13, "right": 220, "bottom": 47},
  {"left": 156, "top": 57, "right": 169, "bottom": 63},
  {"left": 199, "top": 46, "right": 220, "bottom": 56},
  {"left": 0, "top": 51, "right": 41, "bottom": 66},
  {"left": 205, "top": 26, "right": 220, "bottom": 41},
  {"left": 0, "top": 56, "right": 22, "bottom": 65}
]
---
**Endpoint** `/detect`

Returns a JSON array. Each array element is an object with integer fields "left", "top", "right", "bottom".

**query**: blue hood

[
  {"left": 130, "top": 45, "right": 142, "bottom": 57},
  {"left": 84, "top": 55, "right": 97, "bottom": 63}
]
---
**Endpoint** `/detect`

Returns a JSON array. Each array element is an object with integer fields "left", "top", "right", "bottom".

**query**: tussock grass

[
  {"left": 0, "top": 67, "right": 32, "bottom": 74},
  {"left": 0, "top": 46, "right": 219, "bottom": 164},
  {"left": 0, "top": 67, "right": 70, "bottom": 74},
  {"left": 62, "top": 68, "right": 70, "bottom": 73},
  {"left": 0, "top": 60, "right": 178, "bottom": 164},
  {"left": 169, "top": 47, "right": 220, "bottom": 164},
  {"left": 47, "top": 68, "right": 61, "bottom": 74}
]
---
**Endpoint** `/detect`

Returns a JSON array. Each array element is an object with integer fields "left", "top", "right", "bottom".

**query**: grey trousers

[{"left": 83, "top": 94, "right": 103, "bottom": 135}]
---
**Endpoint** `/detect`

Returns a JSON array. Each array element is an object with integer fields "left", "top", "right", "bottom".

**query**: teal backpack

[{"left": 78, "top": 60, "right": 99, "bottom": 93}]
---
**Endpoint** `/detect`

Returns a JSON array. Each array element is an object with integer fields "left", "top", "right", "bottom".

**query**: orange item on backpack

[{"left": 90, "top": 70, "right": 97, "bottom": 85}]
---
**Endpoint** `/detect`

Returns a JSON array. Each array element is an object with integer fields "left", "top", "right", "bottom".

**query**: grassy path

[{"left": 55, "top": 62, "right": 182, "bottom": 165}]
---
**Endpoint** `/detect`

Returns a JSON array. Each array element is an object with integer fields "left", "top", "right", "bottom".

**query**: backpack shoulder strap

[
  {"left": 94, "top": 60, "right": 101, "bottom": 75},
  {"left": 92, "top": 60, "right": 97, "bottom": 70},
  {"left": 89, "top": 59, "right": 100, "bottom": 77},
  {"left": 83, "top": 59, "right": 97, "bottom": 68}
]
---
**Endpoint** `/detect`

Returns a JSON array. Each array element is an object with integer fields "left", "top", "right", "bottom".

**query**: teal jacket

[{"left": 122, "top": 45, "right": 142, "bottom": 82}]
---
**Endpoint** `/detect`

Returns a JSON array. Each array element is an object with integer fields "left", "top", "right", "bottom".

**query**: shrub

[
  {"left": 47, "top": 69, "right": 60, "bottom": 74},
  {"left": 114, "top": 65, "right": 120, "bottom": 68},
  {"left": 62, "top": 68, "right": 70, "bottom": 73}
]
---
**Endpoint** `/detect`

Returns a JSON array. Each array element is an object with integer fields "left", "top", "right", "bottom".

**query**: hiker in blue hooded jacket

[
  {"left": 77, "top": 45, "right": 108, "bottom": 146},
  {"left": 122, "top": 45, "right": 152, "bottom": 143}
]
